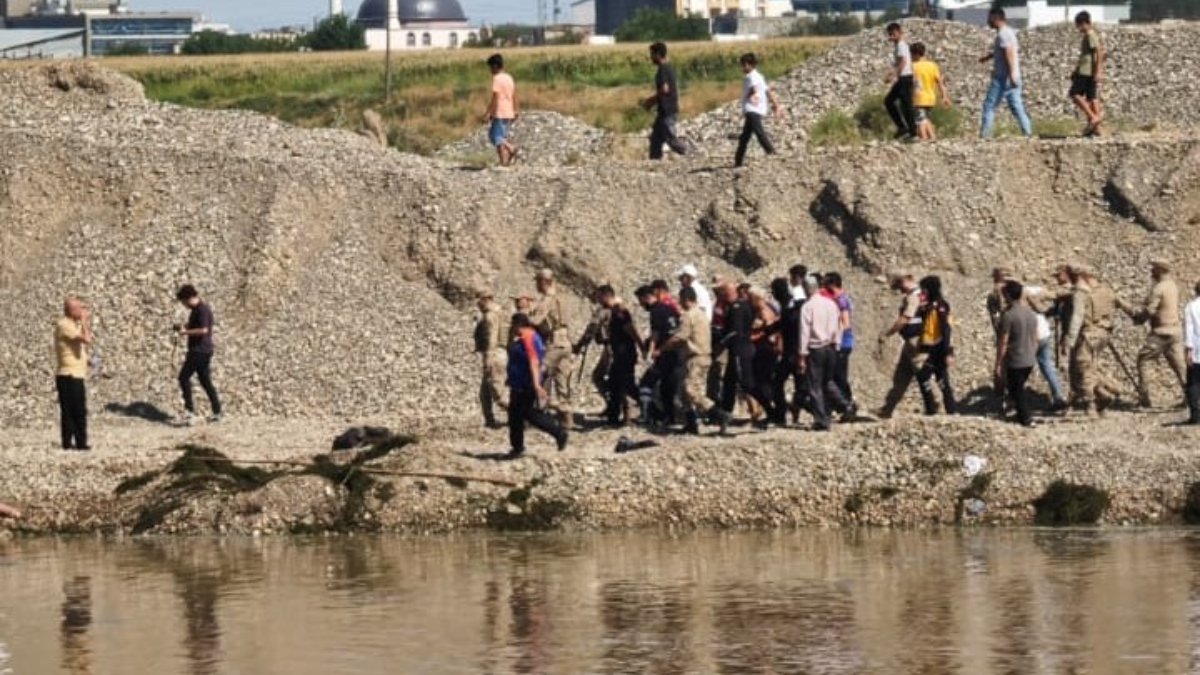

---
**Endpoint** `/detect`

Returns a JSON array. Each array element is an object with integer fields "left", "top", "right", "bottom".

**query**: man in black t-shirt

[
  {"left": 597, "top": 285, "right": 641, "bottom": 426},
  {"left": 176, "top": 284, "right": 223, "bottom": 424},
  {"left": 643, "top": 42, "right": 694, "bottom": 160},
  {"left": 636, "top": 285, "right": 681, "bottom": 426}
]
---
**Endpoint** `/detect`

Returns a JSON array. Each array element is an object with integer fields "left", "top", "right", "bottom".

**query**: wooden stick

[{"left": 185, "top": 457, "right": 519, "bottom": 487}]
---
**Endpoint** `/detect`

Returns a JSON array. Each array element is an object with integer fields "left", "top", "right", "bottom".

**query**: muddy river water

[{"left": 1, "top": 529, "right": 1198, "bottom": 674}]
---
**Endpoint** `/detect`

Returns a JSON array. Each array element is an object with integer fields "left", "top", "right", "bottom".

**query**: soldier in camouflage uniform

[
  {"left": 529, "top": 269, "right": 576, "bottom": 429},
  {"left": 1066, "top": 265, "right": 1121, "bottom": 416},
  {"left": 1118, "top": 260, "right": 1187, "bottom": 408},
  {"left": 473, "top": 290, "right": 508, "bottom": 428},
  {"left": 662, "top": 287, "right": 731, "bottom": 434}
]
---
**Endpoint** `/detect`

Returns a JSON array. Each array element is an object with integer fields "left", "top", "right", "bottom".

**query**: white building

[
  {"left": 569, "top": 0, "right": 595, "bottom": 27},
  {"left": 944, "top": 1, "right": 1131, "bottom": 28},
  {"left": 678, "top": 0, "right": 791, "bottom": 18},
  {"left": 356, "top": 0, "right": 476, "bottom": 50}
]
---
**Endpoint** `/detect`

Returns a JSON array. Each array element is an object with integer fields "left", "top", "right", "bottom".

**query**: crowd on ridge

[
  {"left": 477, "top": 260, "right": 1200, "bottom": 457},
  {"left": 480, "top": 8, "right": 1110, "bottom": 168}
]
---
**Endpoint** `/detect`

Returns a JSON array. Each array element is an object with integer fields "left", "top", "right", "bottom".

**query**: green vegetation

[
  {"left": 305, "top": 14, "right": 367, "bottom": 52},
  {"left": 182, "top": 31, "right": 297, "bottom": 55},
  {"left": 1033, "top": 480, "right": 1111, "bottom": 526},
  {"left": 615, "top": 7, "right": 710, "bottom": 43},
  {"left": 809, "top": 92, "right": 965, "bottom": 146},
  {"left": 110, "top": 39, "right": 833, "bottom": 154}
]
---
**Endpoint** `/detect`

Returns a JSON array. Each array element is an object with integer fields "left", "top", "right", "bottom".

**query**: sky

[{"left": 135, "top": 0, "right": 537, "bottom": 32}]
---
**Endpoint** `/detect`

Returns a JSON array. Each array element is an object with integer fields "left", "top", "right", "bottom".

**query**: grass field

[{"left": 103, "top": 39, "right": 837, "bottom": 154}]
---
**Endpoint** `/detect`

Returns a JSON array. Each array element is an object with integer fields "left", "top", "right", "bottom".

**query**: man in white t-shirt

[
  {"left": 677, "top": 264, "right": 714, "bottom": 320},
  {"left": 1184, "top": 281, "right": 1200, "bottom": 425},
  {"left": 883, "top": 22, "right": 917, "bottom": 140},
  {"left": 734, "top": 52, "right": 781, "bottom": 168}
]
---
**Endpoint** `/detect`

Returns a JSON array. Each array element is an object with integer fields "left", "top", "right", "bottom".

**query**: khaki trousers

[
  {"left": 683, "top": 356, "right": 716, "bottom": 413},
  {"left": 880, "top": 342, "right": 928, "bottom": 417},
  {"left": 1137, "top": 332, "right": 1187, "bottom": 403},
  {"left": 544, "top": 344, "right": 575, "bottom": 415}
]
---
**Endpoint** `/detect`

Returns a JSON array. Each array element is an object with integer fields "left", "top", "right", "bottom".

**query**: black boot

[{"left": 683, "top": 410, "right": 700, "bottom": 435}]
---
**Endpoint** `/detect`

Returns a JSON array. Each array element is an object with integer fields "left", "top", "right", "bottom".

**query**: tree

[
  {"left": 181, "top": 30, "right": 297, "bottom": 55},
  {"left": 304, "top": 14, "right": 367, "bottom": 51},
  {"left": 614, "top": 8, "right": 709, "bottom": 43}
]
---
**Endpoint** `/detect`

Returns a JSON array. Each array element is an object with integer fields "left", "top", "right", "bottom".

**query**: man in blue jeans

[{"left": 978, "top": 7, "right": 1032, "bottom": 138}]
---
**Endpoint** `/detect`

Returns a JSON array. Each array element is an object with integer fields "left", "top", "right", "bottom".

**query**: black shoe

[
  {"left": 682, "top": 422, "right": 700, "bottom": 435},
  {"left": 752, "top": 419, "right": 769, "bottom": 431},
  {"left": 507, "top": 448, "right": 525, "bottom": 459},
  {"left": 707, "top": 409, "right": 731, "bottom": 435},
  {"left": 812, "top": 423, "right": 831, "bottom": 432},
  {"left": 556, "top": 430, "right": 569, "bottom": 451},
  {"left": 76, "top": 445, "right": 92, "bottom": 451},
  {"left": 1048, "top": 400, "right": 1068, "bottom": 414},
  {"left": 842, "top": 402, "right": 859, "bottom": 421}
]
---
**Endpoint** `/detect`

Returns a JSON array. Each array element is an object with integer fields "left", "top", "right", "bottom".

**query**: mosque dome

[{"left": 356, "top": 0, "right": 468, "bottom": 27}]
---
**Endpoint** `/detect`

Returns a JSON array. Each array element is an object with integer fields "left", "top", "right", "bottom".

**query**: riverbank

[{"left": 2, "top": 408, "right": 1198, "bottom": 535}]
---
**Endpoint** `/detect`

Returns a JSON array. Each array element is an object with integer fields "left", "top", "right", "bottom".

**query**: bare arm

[
  {"left": 994, "top": 330, "right": 1009, "bottom": 379},
  {"left": 937, "top": 74, "right": 951, "bottom": 107},
  {"left": 484, "top": 92, "right": 498, "bottom": 121},
  {"left": 767, "top": 88, "right": 782, "bottom": 115},
  {"left": 1094, "top": 39, "right": 1105, "bottom": 81},
  {"left": 1005, "top": 45, "right": 1018, "bottom": 85}
]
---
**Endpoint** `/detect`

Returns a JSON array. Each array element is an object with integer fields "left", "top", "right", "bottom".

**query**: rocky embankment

[
  {"left": 1, "top": 410, "right": 1199, "bottom": 535},
  {"left": 1, "top": 51, "right": 1199, "bottom": 534}
]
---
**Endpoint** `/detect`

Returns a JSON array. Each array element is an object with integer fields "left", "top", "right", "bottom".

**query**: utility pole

[{"left": 384, "top": 0, "right": 397, "bottom": 101}]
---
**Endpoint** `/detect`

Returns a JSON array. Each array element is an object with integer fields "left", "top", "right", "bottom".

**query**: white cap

[{"left": 676, "top": 264, "right": 699, "bottom": 279}]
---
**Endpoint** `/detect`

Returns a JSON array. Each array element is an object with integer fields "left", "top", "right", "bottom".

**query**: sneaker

[
  {"left": 555, "top": 429, "right": 569, "bottom": 452},
  {"left": 177, "top": 412, "right": 195, "bottom": 427},
  {"left": 506, "top": 448, "right": 526, "bottom": 460},
  {"left": 1048, "top": 400, "right": 1069, "bottom": 414},
  {"left": 207, "top": 413, "right": 223, "bottom": 424}
]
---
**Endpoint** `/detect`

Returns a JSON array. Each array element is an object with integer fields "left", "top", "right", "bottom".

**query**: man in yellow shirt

[
  {"left": 911, "top": 42, "right": 951, "bottom": 140},
  {"left": 54, "top": 297, "right": 93, "bottom": 450}
]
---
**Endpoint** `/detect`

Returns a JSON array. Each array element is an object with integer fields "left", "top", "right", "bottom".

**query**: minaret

[
  {"left": 386, "top": 0, "right": 400, "bottom": 30},
  {"left": 329, "top": 0, "right": 342, "bottom": 16}
]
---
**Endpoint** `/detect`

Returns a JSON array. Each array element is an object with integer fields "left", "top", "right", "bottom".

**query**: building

[
  {"left": 790, "top": 0, "right": 907, "bottom": 18},
  {"left": 595, "top": 0, "right": 673, "bottom": 35},
  {"left": 569, "top": 0, "right": 595, "bottom": 28},
  {"left": 943, "top": 1, "right": 1131, "bottom": 28},
  {"left": 2, "top": 0, "right": 200, "bottom": 55},
  {"left": 0, "top": 27, "right": 84, "bottom": 56},
  {"left": 680, "top": 0, "right": 792, "bottom": 18},
  {"left": 355, "top": 0, "right": 476, "bottom": 50}
]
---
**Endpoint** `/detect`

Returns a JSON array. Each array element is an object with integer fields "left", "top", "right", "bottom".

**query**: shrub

[
  {"left": 615, "top": 8, "right": 709, "bottom": 43},
  {"left": 304, "top": 15, "right": 366, "bottom": 52},
  {"left": 809, "top": 109, "right": 861, "bottom": 146},
  {"left": 1033, "top": 480, "right": 1111, "bottom": 526}
]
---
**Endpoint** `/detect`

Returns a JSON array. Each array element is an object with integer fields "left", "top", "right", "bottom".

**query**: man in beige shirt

[
  {"left": 1120, "top": 260, "right": 1186, "bottom": 407},
  {"left": 54, "top": 297, "right": 93, "bottom": 450},
  {"left": 662, "top": 287, "right": 730, "bottom": 435},
  {"left": 529, "top": 269, "right": 575, "bottom": 429},
  {"left": 876, "top": 271, "right": 926, "bottom": 419}
]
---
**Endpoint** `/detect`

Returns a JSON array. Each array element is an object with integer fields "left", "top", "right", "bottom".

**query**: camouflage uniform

[
  {"left": 1067, "top": 276, "right": 1120, "bottom": 414},
  {"left": 1121, "top": 267, "right": 1187, "bottom": 406},
  {"left": 530, "top": 278, "right": 575, "bottom": 426},
  {"left": 474, "top": 300, "right": 509, "bottom": 426}
]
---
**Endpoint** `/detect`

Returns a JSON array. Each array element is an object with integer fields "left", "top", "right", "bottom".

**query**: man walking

[
  {"left": 597, "top": 285, "right": 641, "bottom": 426},
  {"left": 574, "top": 287, "right": 613, "bottom": 416},
  {"left": 506, "top": 313, "right": 568, "bottom": 458},
  {"left": 644, "top": 42, "right": 692, "bottom": 160},
  {"left": 883, "top": 22, "right": 917, "bottom": 141},
  {"left": 1121, "top": 260, "right": 1187, "bottom": 407},
  {"left": 530, "top": 269, "right": 575, "bottom": 430},
  {"left": 636, "top": 284, "right": 681, "bottom": 427},
  {"left": 995, "top": 281, "right": 1040, "bottom": 427},
  {"left": 979, "top": 7, "right": 1033, "bottom": 139},
  {"left": 474, "top": 289, "right": 508, "bottom": 429},
  {"left": 1184, "top": 282, "right": 1200, "bottom": 425},
  {"left": 676, "top": 264, "right": 714, "bottom": 320},
  {"left": 734, "top": 52, "right": 781, "bottom": 168},
  {"left": 662, "top": 287, "right": 731, "bottom": 434},
  {"left": 876, "top": 271, "right": 926, "bottom": 419},
  {"left": 825, "top": 273, "right": 858, "bottom": 415},
  {"left": 54, "top": 297, "right": 93, "bottom": 450},
  {"left": 176, "top": 285, "right": 222, "bottom": 425},
  {"left": 1069, "top": 11, "right": 1105, "bottom": 137},
  {"left": 1066, "top": 266, "right": 1119, "bottom": 416},
  {"left": 484, "top": 54, "right": 519, "bottom": 167},
  {"left": 798, "top": 281, "right": 846, "bottom": 431},
  {"left": 988, "top": 266, "right": 1068, "bottom": 412}
]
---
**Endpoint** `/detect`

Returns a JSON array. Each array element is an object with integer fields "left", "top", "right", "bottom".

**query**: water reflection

[
  {"left": 60, "top": 576, "right": 92, "bottom": 675},
  {"left": 1, "top": 531, "right": 1199, "bottom": 674}
]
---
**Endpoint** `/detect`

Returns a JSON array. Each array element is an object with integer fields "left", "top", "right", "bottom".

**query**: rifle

[
  {"left": 574, "top": 342, "right": 590, "bottom": 390},
  {"left": 1107, "top": 340, "right": 1144, "bottom": 399}
]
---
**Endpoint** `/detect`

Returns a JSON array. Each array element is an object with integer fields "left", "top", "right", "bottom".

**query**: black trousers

[
  {"left": 752, "top": 344, "right": 779, "bottom": 420},
  {"left": 1187, "top": 364, "right": 1200, "bottom": 423},
  {"left": 180, "top": 352, "right": 222, "bottom": 415},
  {"left": 807, "top": 347, "right": 848, "bottom": 430},
  {"left": 1006, "top": 366, "right": 1034, "bottom": 426},
  {"left": 771, "top": 358, "right": 804, "bottom": 423},
  {"left": 734, "top": 113, "right": 775, "bottom": 167},
  {"left": 917, "top": 349, "right": 957, "bottom": 415},
  {"left": 885, "top": 76, "right": 917, "bottom": 136},
  {"left": 55, "top": 375, "right": 88, "bottom": 449},
  {"left": 606, "top": 347, "right": 639, "bottom": 423},
  {"left": 639, "top": 353, "right": 679, "bottom": 424},
  {"left": 720, "top": 343, "right": 758, "bottom": 413},
  {"left": 508, "top": 388, "right": 563, "bottom": 452},
  {"left": 835, "top": 348, "right": 853, "bottom": 403},
  {"left": 649, "top": 115, "right": 690, "bottom": 160}
]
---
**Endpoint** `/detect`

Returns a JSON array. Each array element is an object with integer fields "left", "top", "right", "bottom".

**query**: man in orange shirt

[
  {"left": 483, "top": 53, "right": 520, "bottom": 167},
  {"left": 911, "top": 42, "right": 950, "bottom": 140}
]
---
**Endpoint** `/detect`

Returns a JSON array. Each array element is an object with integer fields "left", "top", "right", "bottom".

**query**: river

[{"left": 1, "top": 529, "right": 1197, "bottom": 674}]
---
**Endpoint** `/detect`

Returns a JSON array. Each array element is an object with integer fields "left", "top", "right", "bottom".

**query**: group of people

[
  {"left": 477, "top": 260, "right": 1200, "bottom": 457},
  {"left": 884, "top": 8, "right": 1107, "bottom": 141},
  {"left": 51, "top": 284, "right": 223, "bottom": 451}
]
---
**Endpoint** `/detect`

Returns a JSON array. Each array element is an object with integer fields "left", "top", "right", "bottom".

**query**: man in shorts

[
  {"left": 484, "top": 53, "right": 519, "bottom": 166},
  {"left": 1069, "top": 11, "right": 1105, "bottom": 137},
  {"left": 911, "top": 42, "right": 950, "bottom": 140}
]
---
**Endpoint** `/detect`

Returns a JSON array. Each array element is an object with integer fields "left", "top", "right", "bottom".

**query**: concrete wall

[
  {"left": 951, "top": 1, "right": 1131, "bottom": 28},
  {"left": 364, "top": 24, "right": 477, "bottom": 50}
]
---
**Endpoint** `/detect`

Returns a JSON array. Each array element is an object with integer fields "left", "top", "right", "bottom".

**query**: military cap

[
  {"left": 887, "top": 270, "right": 914, "bottom": 287},
  {"left": 534, "top": 268, "right": 555, "bottom": 281},
  {"left": 992, "top": 265, "right": 1015, "bottom": 278},
  {"left": 1150, "top": 259, "right": 1171, "bottom": 272},
  {"left": 1072, "top": 263, "right": 1096, "bottom": 277},
  {"left": 476, "top": 288, "right": 495, "bottom": 300}
]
